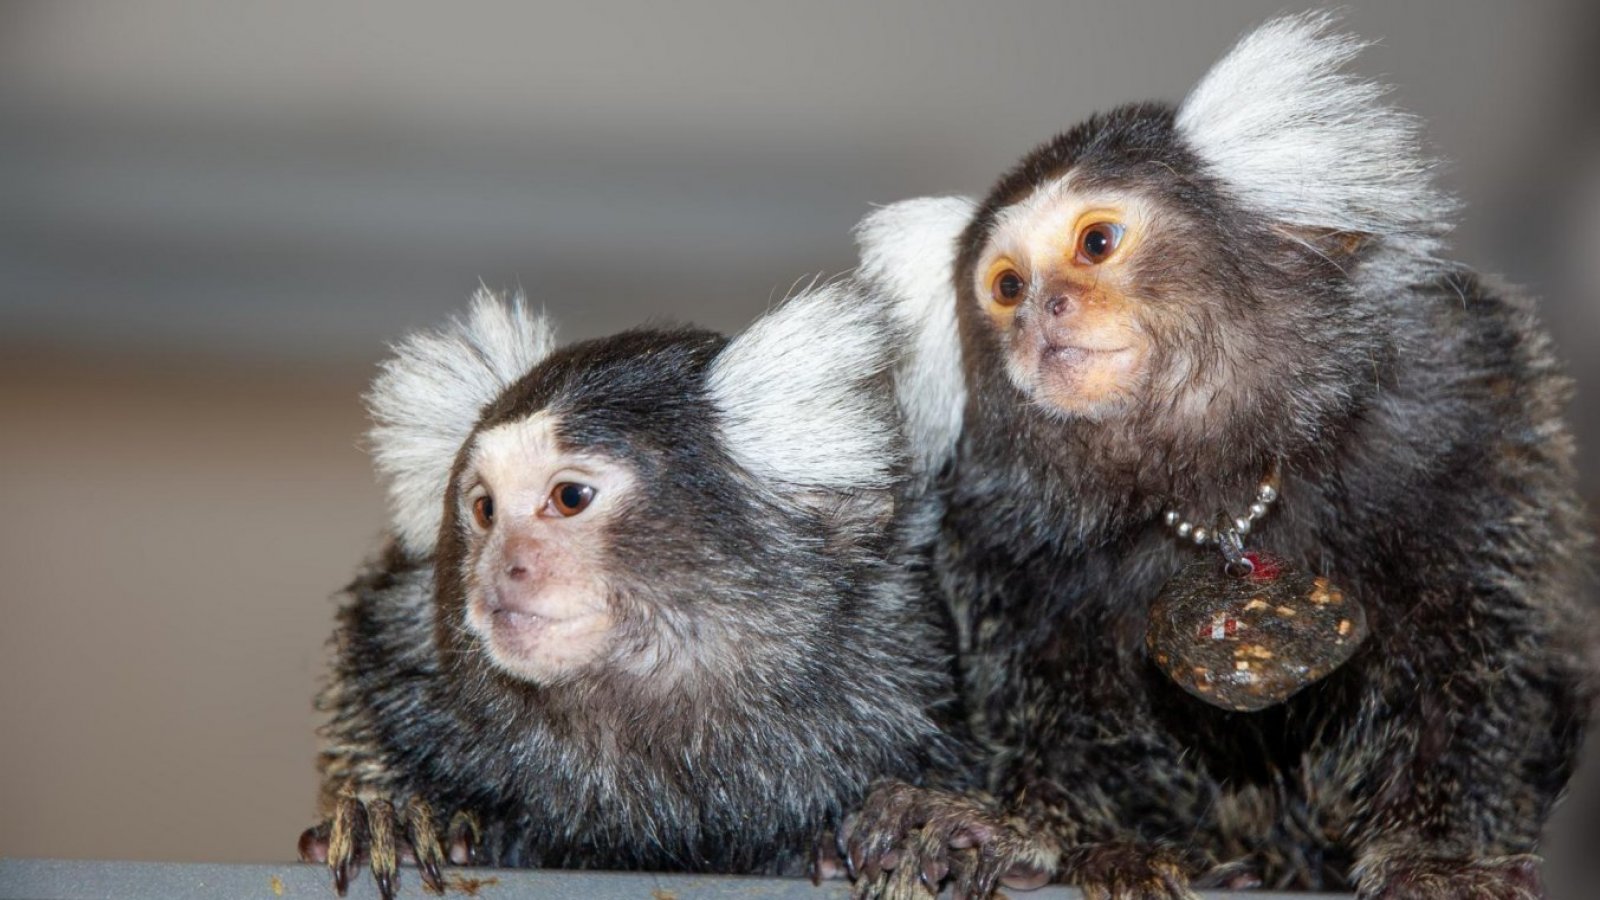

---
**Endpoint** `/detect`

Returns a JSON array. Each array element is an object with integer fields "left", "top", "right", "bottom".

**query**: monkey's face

[
  {"left": 972, "top": 184, "right": 1166, "bottom": 420},
  {"left": 455, "top": 411, "right": 635, "bottom": 685},
  {"left": 967, "top": 172, "right": 1298, "bottom": 438}
]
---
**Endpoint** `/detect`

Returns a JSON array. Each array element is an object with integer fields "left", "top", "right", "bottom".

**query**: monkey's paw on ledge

[
  {"left": 296, "top": 792, "right": 480, "bottom": 899},
  {"left": 830, "top": 780, "right": 1053, "bottom": 900}
]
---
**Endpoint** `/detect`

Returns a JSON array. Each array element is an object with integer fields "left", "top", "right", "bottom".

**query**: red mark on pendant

[{"left": 1245, "top": 552, "right": 1281, "bottom": 580}]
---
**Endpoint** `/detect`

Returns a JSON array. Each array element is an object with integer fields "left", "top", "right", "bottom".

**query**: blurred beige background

[{"left": 1, "top": 0, "right": 1597, "bottom": 886}]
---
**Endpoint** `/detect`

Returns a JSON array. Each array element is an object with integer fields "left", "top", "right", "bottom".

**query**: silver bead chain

[{"left": 1162, "top": 478, "right": 1279, "bottom": 547}]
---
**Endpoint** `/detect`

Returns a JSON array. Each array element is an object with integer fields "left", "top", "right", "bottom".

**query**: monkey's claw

[
  {"left": 839, "top": 781, "right": 1055, "bottom": 900},
  {"left": 445, "top": 810, "right": 483, "bottom": 867},
  {"left": 1357, "top": 852, "right": 1545, "bottom": 900},
  {"left": 298, "top": 792, "right": 463, "bottom": 899}
]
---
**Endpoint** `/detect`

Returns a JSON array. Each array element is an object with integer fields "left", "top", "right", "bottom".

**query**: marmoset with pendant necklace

[{"left": 842, "top": 13, "right": 1596, "bottom": 900}]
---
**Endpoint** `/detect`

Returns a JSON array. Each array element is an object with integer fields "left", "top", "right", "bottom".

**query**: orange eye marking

[
  {"left": 986, "top": 260, "right": 1026, "bottom": 308},
  {"left": 548, "top": 482, "right": 595, "bottom": 517},
  {"left": 472, "top": 494, "right": 495, "bottom": 530},
  {"left": 1074, "top": 221, "right": 1126, "bottom": 265}
]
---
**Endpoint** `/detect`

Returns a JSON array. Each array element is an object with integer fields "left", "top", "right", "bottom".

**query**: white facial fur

[
  {"left": 978, "top": 180, "right": 1161, "bottom": 419},
  {"left": 458, "top": 412, "right": 634, "bottom": 684},
  {"left": 368, "top": 289, "right": 557, "bottom": 556}
]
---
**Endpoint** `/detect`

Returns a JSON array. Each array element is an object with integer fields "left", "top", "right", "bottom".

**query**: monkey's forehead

[
  {"left": 469, "top": 411, "right": 563, "bottom": 468},
  {"left": 464, "top": 404, "right": 682, "bottom": 477},
  {"left": 464, "top": 411, "right": 637, "bottom": 491},
  {"left": 987, "top": 178, "right": 1160, "bottom": 260},
  {"left": 474, "top": 327, "right": 726, "bottom": 447},
  {"left": 977, "top": 103, "right": 1193, "bottom": 212}
]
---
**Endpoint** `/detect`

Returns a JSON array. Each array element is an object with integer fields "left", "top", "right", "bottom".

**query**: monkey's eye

[
  {"left": 547, "top": 482, "right": 596, "bottom": 518},
  {"left": 990, "top": 269, "right": 1026, "bottom": 307},
  {"left": 471, "top": 494, "right": 495, "bottom": 530},
  {"left": 1075, "top": 222, "right": 1125, "bottom": 265}
]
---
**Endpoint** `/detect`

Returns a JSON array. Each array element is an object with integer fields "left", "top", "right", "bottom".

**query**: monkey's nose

[
  {"left": 1045, "top": 294, "right": 1077, "bottom": 318},
  {"left": 500, "top": 535, "right": 542, "bottom": 582}
]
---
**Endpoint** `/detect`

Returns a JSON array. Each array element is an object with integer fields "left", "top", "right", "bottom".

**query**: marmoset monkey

[
  {"left": 844, "top": 14, "right": 1594, "bottom": 900},
  {"left": 299, "top": 286, "right": 956, "bottom": 898}
]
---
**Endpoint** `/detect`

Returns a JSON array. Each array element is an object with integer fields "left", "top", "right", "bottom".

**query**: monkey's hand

[
  {"left": 832, "top": 780, "right": 1055, "bottom": 900},
  {"left": 297, "top": 790, "right": 482, "bottom": 900},
  {"left": 1056, "top": 842, "right": 1201, "bottom": 900},
  {"left": 1355, "top": 852, "right": 1545, "bottom": 900}
]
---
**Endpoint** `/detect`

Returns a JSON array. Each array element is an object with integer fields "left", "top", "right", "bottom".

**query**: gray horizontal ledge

[{"left": 0, "top": 859, "right": 1351, "bottom": 900}]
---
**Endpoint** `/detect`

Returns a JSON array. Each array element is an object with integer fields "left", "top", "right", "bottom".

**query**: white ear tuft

[
  {"left": 708, "top": 280, "right": 899, "bottom": 496},
  {"left": 367, "top": 288, "right": 557, "bottom": 555},
  {"left": 856, "top": 196, "right": 976, "bottom": 480},
  {"left": 1177, "top": 12, "right": 1454, "bottom": 250}
]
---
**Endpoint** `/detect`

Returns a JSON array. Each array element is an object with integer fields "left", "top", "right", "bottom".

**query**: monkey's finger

[
  {"left": 854, "top": 814, "right": 913, "bottom": 880},
  {"left": 845, "top": 830, "right": 871, "bottom": 881},
  {"left": 446, "top": 810, "right": 482, "bottom": 866},
  {"left": 366, "top": 798, "right": 400, "bottom": 900},
  {"left": 859, "top": 782, "right": 920, "bottom": 836},
  {"left": 1153, "top": 857, "right": 1198, "bottom": 900},
  {"left": 298, "top": 823, "right": 330, "bottom": 864},
  {"left": 926, "top": 801, "right": 997, "bottom": 854},
  {"left": 1160, "top": 870, "right": 1200, "bottom": 900},
  {"left": 326, "top": 791, "right": 364, "bottom": 890},
  {"left": 404, "top": 797, "right": 446, "bottom": 894},
  {"left": 832, "top": 815, "right": 860, "bottom": 880},
  {"left": 812, "top": 830, "right": 852, "bottom": 883},
  {"left": 1495, "top": 855, "right": 1546, "bottom": 897},
  {"left": 328, "top": 793, "right": 366, "bottom": 897},
  {"left": 844, "top": 801, "right": 893, "bottom": 878},
  {"left": 1000, "top": 859, "right": 1053, "bottom": 891},
  {"left": 969, "top": 843, "right": 1014, "bottom": 900},
  {"left": 905, "top": 827, "right": 948, "bottom": 889},
  {"left": 852, "top": 869, "right": 892, "bottom": 900},
  {"left": 1192, "top": 858, "right": 1259, "bottom": 891},
  {"left": 886, "top": 853, "right": 935, "bottom": 900},
  {"left": 946, "top": 849, "right": 979, "bottom": 900}
]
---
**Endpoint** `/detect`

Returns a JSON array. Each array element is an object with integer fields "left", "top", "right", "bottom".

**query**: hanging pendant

[{"left": 1147, "top": 549, "right": 1368, "bottom": 712}]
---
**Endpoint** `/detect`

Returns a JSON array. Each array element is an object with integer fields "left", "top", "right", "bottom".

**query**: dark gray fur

[
  {"left": 312, "top": 322, "right": 957, "bottom": 883},
  {"left": 909, "top": 98, "right": 1596, "bottom": 898}
]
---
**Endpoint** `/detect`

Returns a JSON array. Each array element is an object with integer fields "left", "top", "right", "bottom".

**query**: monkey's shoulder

[{"left": 1404, "top": 269, "right": 1572, "bottom": 415}]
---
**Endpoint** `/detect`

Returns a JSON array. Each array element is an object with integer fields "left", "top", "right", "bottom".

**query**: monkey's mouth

[
  {"left": 490, "top": 607, "right": 565, "bottom": 631},
  {"left": 482, "top": 594, "right": 597, "bottom": 637},
  {"left": 1042, "top": 343, "right": 1132, "bottom": 365},
  {"left": 470, "top": 591, "right": 613, "bottom": 682},
  {"left": 1013, "top": 338, "right": 1145, "bottom": 418}
]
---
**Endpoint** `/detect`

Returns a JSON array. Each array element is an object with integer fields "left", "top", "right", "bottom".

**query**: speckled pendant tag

[{"left": 1147, "top": 552, "right": 1367, "bottom": 712}]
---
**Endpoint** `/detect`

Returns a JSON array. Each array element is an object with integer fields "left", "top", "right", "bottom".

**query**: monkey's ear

[
  {"left": 1176, "top": 12, "right": 1455, "bottom": 254},
  {"left": 855, "top": 196, "right": 976, "bottom": 482},
  {"left": 367, "top": 288, "right": 557, "bottom": 556},
  {"left": 708, "top": 279, "right": 899, "bottom": 502}
]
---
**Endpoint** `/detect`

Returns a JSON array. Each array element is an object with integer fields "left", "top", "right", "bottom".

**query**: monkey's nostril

[
  {"left": 1046, "top": 295, "right": 1072, "bottom": 317},
  {"left": 500, "top": 536, "right": 540, "bottom": 582}
]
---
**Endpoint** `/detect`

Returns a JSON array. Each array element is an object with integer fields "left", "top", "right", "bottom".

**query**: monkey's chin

[
  {"left": 469, "top": 603, "right": 613, "bottom": 684},
  {"left": 1018, "top": 346, "right": 1143, "bottom": 420}
]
